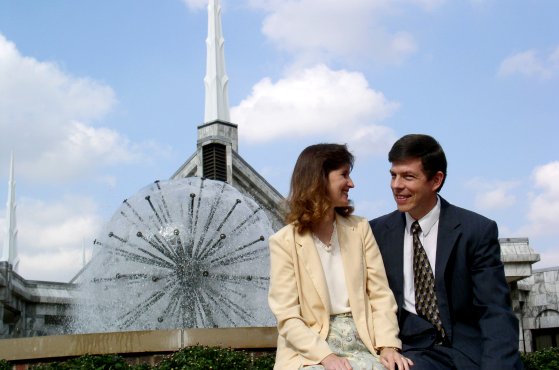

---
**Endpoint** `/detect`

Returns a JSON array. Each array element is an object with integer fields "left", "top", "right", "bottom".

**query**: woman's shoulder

[
  {"left": 269, "top": 222, "right": 297, "bottom": 241},
  {"left": 338, "top": 214, "right": 368, "bottom": 227}
]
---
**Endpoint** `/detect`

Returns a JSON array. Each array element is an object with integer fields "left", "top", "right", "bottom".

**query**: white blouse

[{"left": 312, "top": 223, "right": 351, "bottom": 315}]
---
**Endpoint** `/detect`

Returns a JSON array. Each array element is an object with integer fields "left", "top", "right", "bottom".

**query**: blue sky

[{"left": 0, "top": 0, "right": 557, "bottom": 282}]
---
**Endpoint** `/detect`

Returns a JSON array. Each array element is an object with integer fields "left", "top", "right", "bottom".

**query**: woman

[{"left": 268, "top": 144, "right": 413, "bottom": 370}]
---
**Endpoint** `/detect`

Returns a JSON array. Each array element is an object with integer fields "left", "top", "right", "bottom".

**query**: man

[{"left": 370, "top": 134, "right": 523, "bottom": 370}]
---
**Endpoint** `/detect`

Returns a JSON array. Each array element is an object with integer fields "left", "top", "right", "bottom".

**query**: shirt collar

[{"left": 405, "top": 195, "right": 441, "bottom": 236}]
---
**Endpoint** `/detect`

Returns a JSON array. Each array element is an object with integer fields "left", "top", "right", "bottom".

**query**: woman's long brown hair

[{"left": 286, "top": 143, "right": 354, "bottom": 234}]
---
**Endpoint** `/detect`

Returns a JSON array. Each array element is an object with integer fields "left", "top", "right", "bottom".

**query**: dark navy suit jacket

[{"left": 370, "top": 197, "right": 523, "bottom": 370}]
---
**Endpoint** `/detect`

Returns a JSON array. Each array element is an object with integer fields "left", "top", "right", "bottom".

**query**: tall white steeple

[
  {"left": 204, "top": 0, "right": 230, "bottom": 123},
  {"left": 172, "top": 0, "right": 284, "bottom": 229},
  {"left": 2, "top": 152, "right": 19, "bottom": 272}
]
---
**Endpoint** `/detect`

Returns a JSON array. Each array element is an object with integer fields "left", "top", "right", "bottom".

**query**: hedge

[
  {"left": 521, "top": 347, "right": 559, "bottom": 370},
  {"left": 0, "top": 346, "right": 275, "bottom": 370},
  {"left": 2, "top": 346, "right": 558, "bottom": 369}
]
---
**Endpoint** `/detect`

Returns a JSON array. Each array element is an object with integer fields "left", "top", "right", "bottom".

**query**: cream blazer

[{"left": 268, "top": 214, "right": 401, "bottom": 370}]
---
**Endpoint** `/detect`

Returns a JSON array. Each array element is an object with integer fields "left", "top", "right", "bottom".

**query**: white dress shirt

[{"left": 402, "top": 196, "right": 441, "bottom": 314}]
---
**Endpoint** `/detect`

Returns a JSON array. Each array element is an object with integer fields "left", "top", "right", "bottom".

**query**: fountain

[
  {"left": 0, "top": 1, "right": 281, "bottom": 363},
  {"left": 71, "top": 176, "right": 275, "bottom": 333}
]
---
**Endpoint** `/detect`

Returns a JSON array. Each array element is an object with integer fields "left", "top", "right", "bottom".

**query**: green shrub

[
  {"left": 157, "top": 345, "right": 252, "bottom": 370},
  {"left": 31, "top": 354, "right": 131, "bottom": 369},
  {"left": 0, "top": 359, "right": 12, "bottom": 370},
  {"left": 251, "top": 353, "right": 275, "bottom": 370},
  {"left": 16, "top": 346, "right": 559, "bottom": 370},
  {"left": 130, "top": 364, "right": 152, "bottom": 370},
  {"left": 26, "top": 347, "right": 274, "bottom": 370},
  {"left": 521, "top": 347, "right": 559, "bottom": 370}
]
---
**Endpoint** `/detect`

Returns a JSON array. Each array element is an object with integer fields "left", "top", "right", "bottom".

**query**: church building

[{"left": 0, "top": 0, "right": 555, "bottom": 354}]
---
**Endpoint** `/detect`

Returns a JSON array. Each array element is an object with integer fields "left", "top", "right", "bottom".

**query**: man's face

[{"left": 390, "top": 158, "right": 443, "bottom": 220}]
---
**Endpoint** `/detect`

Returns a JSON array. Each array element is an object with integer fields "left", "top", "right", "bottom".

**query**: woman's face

[{"left": 327, "top": 164, "right": 354, "bottom": 208}]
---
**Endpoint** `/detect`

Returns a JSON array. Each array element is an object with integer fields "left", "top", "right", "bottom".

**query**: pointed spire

[
  {"left": 204, "top": 0, "right": 230, "bottom": 123},
  {"left": 2, "top": 152, "right": 19, "bottom": 272}
]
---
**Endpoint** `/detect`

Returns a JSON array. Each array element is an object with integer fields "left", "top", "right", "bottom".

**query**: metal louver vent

[{"left": 202, "top": 143, "right": 227, "bottom": 181}]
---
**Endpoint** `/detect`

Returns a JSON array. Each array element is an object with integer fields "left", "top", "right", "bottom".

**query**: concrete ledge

[
  {"left": 0, "top": 327, "right": 278, "bottom": 362},
  {"left": 183, "top": 327, "right": 278, "bottom": 349}
]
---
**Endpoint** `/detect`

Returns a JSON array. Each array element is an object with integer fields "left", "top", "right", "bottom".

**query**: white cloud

[
  {"left": 533, "top": 246, "right": 559, "bottom": 269},
  {"left": 247, "top": 0, "right": 428, "bottom": 65},
  {"left": 467, "top": 178, "right": 519, "bottom": 211},
  {"left": 476, "top": 188, "right": 516, "bottom": 211},
  {"left": 498, "top": 46, "right": 559, "bottom": 80},
  {"left": 18, "top": 121, "right": 142, "bottom": 182},
  {"left": 0, "top": 34, "right": 146, "bottom": 183},
  {"left": 0, "top": 196, "right": 104, "bottom": 282},
  {"left": 231, "top": 64, "right": 398, "bottom": 157},
  {"left": 523, "top": 162, "right": 559, "bottom": 236},
  {"left": 410, "top": 0, "right": 445, "bottom": 11},
  {"left": 182, "top": 0, "right": 208, "bottom": 10},
  {"left": 20, "top": 250, "right": 85, "bottom": 282},
  {"left": 97, "top": 175, "right": 118, "bottom": 188}
]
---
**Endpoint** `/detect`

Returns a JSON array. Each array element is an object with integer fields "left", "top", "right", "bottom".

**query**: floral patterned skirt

[{"left": 302, "top": 313, "right": 386, "bottom": 370}]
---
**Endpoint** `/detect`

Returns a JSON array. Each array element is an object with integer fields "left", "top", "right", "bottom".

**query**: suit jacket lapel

[
  {"left": 435, "top": 197, "right": 460, "bottom": 339},
  {"left": 435, "top": 198, "right": 460, "bottom": 284},
  {"left": 295, "top": 230, "right": 330, "bottom": 314}
]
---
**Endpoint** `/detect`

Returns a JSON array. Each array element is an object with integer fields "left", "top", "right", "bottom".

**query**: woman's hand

[
  {"left": 320, "top": 353, "right": 353, "bottom": 370},
  {"left": 379, "top": 347, "right": 414, "bottom": 370}
]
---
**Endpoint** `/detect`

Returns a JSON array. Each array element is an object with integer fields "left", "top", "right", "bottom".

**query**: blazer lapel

[
  {"left": 435, "top": 198, "right": 460, "bottom": 283},
  {"left": 336, "top": 214, "right": 378, "bottom": 350},
  {"left": 295, "top": 231, "right": 330, "bottom": 314},
  {"left": 336, "top": 215, "right": 365, "bottom": 309}
]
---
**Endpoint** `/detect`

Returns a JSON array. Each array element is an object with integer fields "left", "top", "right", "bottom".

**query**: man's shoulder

[
  {"left": 441, "top": 199, "right": 495, "bottom": 225},
  {"left": 369, "top": 210, "right": 402, "bottom": 229}
]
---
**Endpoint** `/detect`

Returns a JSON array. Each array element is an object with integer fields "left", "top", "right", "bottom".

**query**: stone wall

[{"left": 518, "top": 267, "right": 559, "bottom": 352}]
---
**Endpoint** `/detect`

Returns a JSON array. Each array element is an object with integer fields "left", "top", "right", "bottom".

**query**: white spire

[
  {"left": 2, "top": 152, "right": 19, "bottom": 272},
  {"left": 204, "top": 0, "right": 230, "bottom": 123}
]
